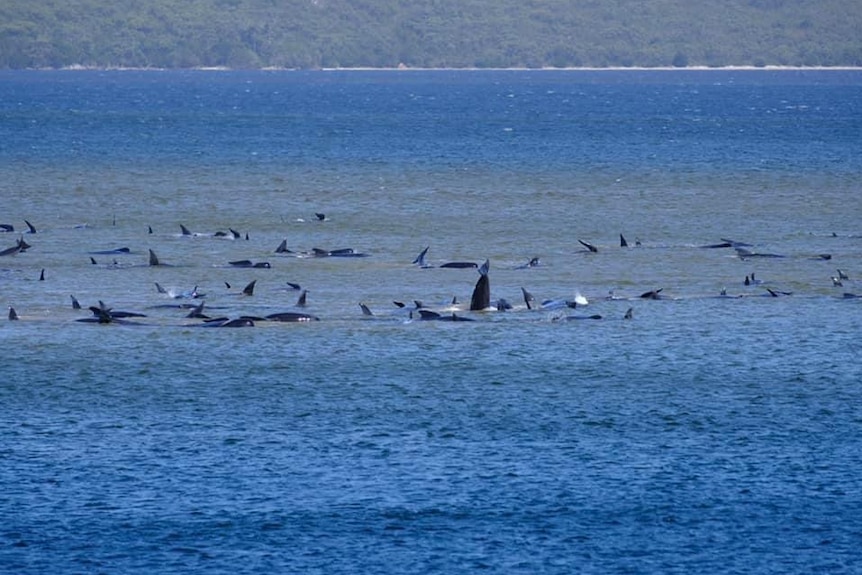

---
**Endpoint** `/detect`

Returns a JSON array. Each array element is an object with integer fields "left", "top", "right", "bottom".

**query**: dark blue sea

[{"left": 2, "top": 69, "right": 862, "bottom": 574}]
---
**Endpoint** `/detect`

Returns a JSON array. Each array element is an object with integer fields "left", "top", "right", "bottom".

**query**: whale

[
  {"left": 295, "top": 289, "right": 308, "bottom": 307},
  {"left": 417, "top": 310, "right": 475, "bottom": 322},
  {"left": 412, "top": 246, "right": 480, "bottom": 269},
  {"left": 735, "top": 247, "right": 784, "bottom": 259},
  {"left": 359, "top": 302, "right": 374, "bottom": 316},
  {"left": 228, "top": 259, "right": 271, "bottom": 268},
  {"left": 265, "top": 311, "right": 320, "bottom": 322},
  {"left": 579, "top": 239, "right": 598, "bottom": 253},
  {"left": 412, "top": 246, "right": 431, "bottom": 268},
  {"left": 274, "top": 239, "right": 296, "bottom": 254},
  {"left": 155, "top": 283, "right": 204, "bottom": 299},
  {"left": 148, "top": 249, "right": 169, "bottom": 266},
  {"left": 242, "top": 280, "right": 257, "bottom": 296},
  {"left": 70, "top": 295, "right": 82, "bottom": 310},
  {"left": 563, "top": 313, "right": 603, "bottom": 320},
  {"left": 310, "top": 247, "right": 369, "bottom": 258},
  {"left": 514, "top": 257, "right": 540, "bottom": 270},
  {"left": 0, "top": 224, "right": 13, "bottom": 232},
  {"left": 197, "top": 317, "right": 255, "bottom": 327},
  {"left": 88, "top": 301, "right": 147, "bottom": 319},
  {"left": 640, "top": 288, "right": 664, "bottom": 300},
  {"left": 24, "top": 220, "right": 36, "bottom": 234},
  {"left": 469, "top": 259, "right": 491, "bottom": 311},
  {"left": 89, "top": 247, "right": 131, "bottom": 255},
  {"left": 0, "top": 242, "right": 21, "bottom": 257},
  {"left": 76, "top": 301, "right": 146, "bottom": 325},
  {"left": 521, "top": 287, "right": 536, "bottom": 310},
  {"left": 440, "top": 261, "right": 478, "bottom": 269},
  {"left": 8, "top": 306, "right": 18, "bottom": 321},
  {"left": 186, "top": 301, "right": 210, "bottom": 319}
]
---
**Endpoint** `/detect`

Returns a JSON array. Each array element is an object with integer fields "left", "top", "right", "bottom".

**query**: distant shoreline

[{"left": 36, "top": 64, "right": 862, "bottom": 72}]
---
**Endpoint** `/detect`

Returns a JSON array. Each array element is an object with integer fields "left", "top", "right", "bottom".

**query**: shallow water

[{"left": 2, "top": 69, "right": 862, "bottom": 574}]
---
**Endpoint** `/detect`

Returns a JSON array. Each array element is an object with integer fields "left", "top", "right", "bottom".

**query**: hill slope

[{"left": 1, "top": 0, "right": 860, "bottom": 69}]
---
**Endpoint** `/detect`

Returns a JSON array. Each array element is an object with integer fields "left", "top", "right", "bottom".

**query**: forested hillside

[{"left": 1, "top": 0, "right": 860, "bottom": 69}]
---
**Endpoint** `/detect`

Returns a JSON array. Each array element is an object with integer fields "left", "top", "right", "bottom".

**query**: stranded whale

[{"left": 469, "top": 260, "right": 491, "bottom": 311}]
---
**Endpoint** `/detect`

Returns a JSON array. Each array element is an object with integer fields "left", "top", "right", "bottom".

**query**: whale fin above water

[
  {"left": 70, "top": 295, "right": 82, "bottom": 310},
  {"left": 242, "top": 280, "right": 257, "bottom": 296},
  {"left": 8, "top": 306, "right": 18, "bottom": 321},
  {"left": 148, "top": 249, "right": 161, "bottom": 266},
  {"left": 521, "top": 287, "right": 535, "bottom": 310},
  {"left": 186, "top": 301, "right": 208, "bottom": 319},
  {"left": 359, "top": 302, "right": 373, "bottom": 316},
  {"left": 620, "top": 234, "right": 628, "bottom": 247},
  {"left": 179, "top": 224, "right": 192, "bottom": 236},
  {"left": 24, "top": 220, "right": 37, "bottom": 234},
  {"left": 413, "top": 246, "right": 431, "bottom": 267},
  {"left": 579, "top": 239, "right": 598, "bottom": 253},
  {"left": 296, "top": 289, "right": 308, "bottom": 307},
  {"left": 640, "top": 288, "right": 664, "bottom": 300},
  {"left": 469, "top": 259, "right": 491, "bottom": 311}
]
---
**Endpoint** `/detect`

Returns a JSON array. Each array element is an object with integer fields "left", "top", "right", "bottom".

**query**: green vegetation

[{"left": 1, "top": 0, "right": 860, "bottom": 69}]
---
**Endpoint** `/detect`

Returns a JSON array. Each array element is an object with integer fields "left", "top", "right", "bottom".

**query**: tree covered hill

[{"left": 1, "top": 0, "right": 860, "bottom": 69}]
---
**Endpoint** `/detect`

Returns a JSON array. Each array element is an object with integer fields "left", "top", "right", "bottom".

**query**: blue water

[{"left": 2, "top": 69, "right": 862, "bottom": 574}]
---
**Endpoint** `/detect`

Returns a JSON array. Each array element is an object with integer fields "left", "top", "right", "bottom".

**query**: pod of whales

[{"left": 5, "top": 227, "right": 858, "bottom": 328}]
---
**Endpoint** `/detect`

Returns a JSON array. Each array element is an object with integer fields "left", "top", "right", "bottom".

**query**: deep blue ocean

[{"left": 2, "top": 69, "right": 862, "bottom": 574}]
